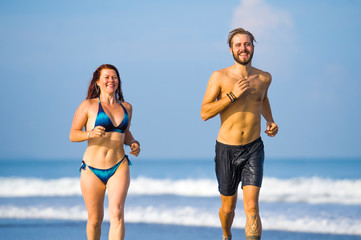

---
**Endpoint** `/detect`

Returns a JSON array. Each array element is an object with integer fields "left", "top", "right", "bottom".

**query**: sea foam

[
  {"left": 0, "top": 205, "right": 360, "bottom": 235},
  {"left": 1, "top": 177, "right": 361, "bottom": 205}
]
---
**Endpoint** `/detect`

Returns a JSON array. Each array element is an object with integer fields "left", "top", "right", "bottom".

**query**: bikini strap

[
  {"left": 125, "top": 155, "right": 132, "bottom": 166},
  {"left": 117, "top": 99, "right": 125, "bottom": 108},
  {"left": 79, "top": 161, "right": 87, "bottom": 172}
]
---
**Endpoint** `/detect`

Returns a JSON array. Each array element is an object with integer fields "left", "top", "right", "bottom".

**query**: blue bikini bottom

[{"left": 80, "top": 155, "right": 131, "bottom": 184}]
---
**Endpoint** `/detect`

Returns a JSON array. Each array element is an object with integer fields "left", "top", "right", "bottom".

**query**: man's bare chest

[{"left": 220, "top": 77, "right": 266, "bottom": 103}]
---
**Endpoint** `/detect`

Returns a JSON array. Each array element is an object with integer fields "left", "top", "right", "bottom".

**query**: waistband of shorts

[{"left": 216, "top": 137, "right": 262, "bottom": 149}]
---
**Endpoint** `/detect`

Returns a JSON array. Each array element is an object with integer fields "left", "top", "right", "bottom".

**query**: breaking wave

[{"left": 1, "top": 177, "right": 361, "bottom": 205}]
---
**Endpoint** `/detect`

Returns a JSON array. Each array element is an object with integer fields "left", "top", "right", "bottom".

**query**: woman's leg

[
  {"left": 81, "top": 167, "right": 106, "bottom": 240},
  {"left": 107, "top": 160, "right": 130, "bottom": 240}
]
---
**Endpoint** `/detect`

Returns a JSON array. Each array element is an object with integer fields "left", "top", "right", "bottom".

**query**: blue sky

[{"left": 1, "top": 0, "right": 360, "bottom": 160}]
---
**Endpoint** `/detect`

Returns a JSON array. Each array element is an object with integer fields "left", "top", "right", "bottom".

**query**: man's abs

[{"left": 217, "top": 112, "right": 261, "bottom": 145}]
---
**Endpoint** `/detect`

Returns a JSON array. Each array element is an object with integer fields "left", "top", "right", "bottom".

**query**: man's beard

[{"left": 232, "top": 50, "right": 254, "bottom": 66}]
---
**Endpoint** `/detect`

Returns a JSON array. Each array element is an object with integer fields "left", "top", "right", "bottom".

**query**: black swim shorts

[{"left": 214, "top": 137, "right": 264, "bottom": 196}]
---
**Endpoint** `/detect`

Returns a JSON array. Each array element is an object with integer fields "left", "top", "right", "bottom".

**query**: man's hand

[
  {"left": 232, "top": 78, "right": 250, "bottom": 98},
  {"left": 265, "top": 122, "right": 278, "bottom": 137}
]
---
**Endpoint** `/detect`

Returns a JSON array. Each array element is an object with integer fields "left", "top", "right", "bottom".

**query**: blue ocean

[{"left": 0, "top": 157, "right": 361, "bottom": 240}]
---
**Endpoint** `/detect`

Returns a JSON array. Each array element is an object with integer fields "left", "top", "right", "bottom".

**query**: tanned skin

[
  {"left": 201, "top": 33, "right": 278, "bottom": 240},
  {"left": 70, "top": 69, "right": 140, "bottom": 240}
]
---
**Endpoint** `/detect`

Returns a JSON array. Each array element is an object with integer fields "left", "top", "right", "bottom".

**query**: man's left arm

[{"left": 261, "top": 75, "right": 278, "bottom": 137}]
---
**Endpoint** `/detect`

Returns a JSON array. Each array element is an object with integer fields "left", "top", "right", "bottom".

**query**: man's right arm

[{"left": 201, "top": 71, "right": 232, "bottom": 121}]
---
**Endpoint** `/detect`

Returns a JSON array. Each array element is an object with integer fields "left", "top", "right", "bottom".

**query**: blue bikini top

[{"left": 94, "top": 98, "right": 129, "bottom": 133}]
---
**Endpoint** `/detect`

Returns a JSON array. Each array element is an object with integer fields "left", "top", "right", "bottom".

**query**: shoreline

[{"left": 1, "top": 219, "right": 360, "bottom": 240}]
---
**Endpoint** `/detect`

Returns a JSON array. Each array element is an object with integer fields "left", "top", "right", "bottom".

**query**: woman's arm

[
  {"left": 69, "top": 100, "right": 105, "bottom": 142},
  {"left": 69, "top": 100, "right": 90, "bottom": 142},
  {"left": 123, "top": 102, "right": 140, "bottom": 156}
]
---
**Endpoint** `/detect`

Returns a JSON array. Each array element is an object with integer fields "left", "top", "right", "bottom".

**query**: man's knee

[
  {"left": 220, "top": 193, "right": 237, "bottom": 213},
  {"left": 244, "top": 200, "right": 259, "bottom": 216},
  {"left": 221, "top": 203, "right": 236, "bottom": 215},
  {"left": 220, "top": 196, "right": 237, "bottom": 215}
]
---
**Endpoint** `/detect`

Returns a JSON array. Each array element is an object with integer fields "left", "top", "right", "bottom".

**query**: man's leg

[
  {"left": 219, "top": 193, "right": 237, "bottom": 239},
  {"left": 243, "top": 185, "right": 262, "bottom": 240}
]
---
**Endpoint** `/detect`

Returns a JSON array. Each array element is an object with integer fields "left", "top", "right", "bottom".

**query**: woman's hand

[
  {"left": 129, "top": 141, "right": 140, "bottom": 156},
  {"left": 88, "top": 126, "right": 106, "bottom": 139}
]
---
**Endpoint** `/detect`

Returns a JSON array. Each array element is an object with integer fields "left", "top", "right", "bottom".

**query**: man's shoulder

[
  {"left": 212, "top": 67, "right": 231, "bottom": 77},
  {"left": 210, "top": 66, "right": 233, "bottom": 81},
  {"left": 252, "top": 67, "right": 272, "bottom": 82},
  {"left": 208, "top": 67, "right": 235, "bottom": 89}
]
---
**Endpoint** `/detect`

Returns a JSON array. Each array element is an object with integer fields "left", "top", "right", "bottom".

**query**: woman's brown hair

[{"left": 86, "top": 64, "right": 124, "bottom": 101}]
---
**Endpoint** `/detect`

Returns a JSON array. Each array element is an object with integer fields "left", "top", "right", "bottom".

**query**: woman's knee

[
  {"left": 87, "top": 216, "right": 103, "bottom": 229},
  {"left": 109, "top": 207, "right": 124, "bottom": 223}
]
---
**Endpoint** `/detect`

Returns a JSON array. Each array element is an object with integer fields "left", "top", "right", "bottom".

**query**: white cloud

[
  {"left": 231, "top": 0, "right": 293, "bottom": 39},
  {"left": 230, "top": 0, "right": 296, "bottom": 76}
]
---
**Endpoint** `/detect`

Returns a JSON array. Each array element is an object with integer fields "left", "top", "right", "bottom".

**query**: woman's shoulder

[
  {"left": 120, "top": 101, "right": 132, "bottom": 112},
  {"left": 78, "top": 98, "right": 98, "bottom": 109}
]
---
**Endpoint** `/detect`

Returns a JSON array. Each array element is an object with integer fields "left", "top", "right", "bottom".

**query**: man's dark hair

[{"left": 227, "top": 28, "right": 256, "bottom": 48}]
